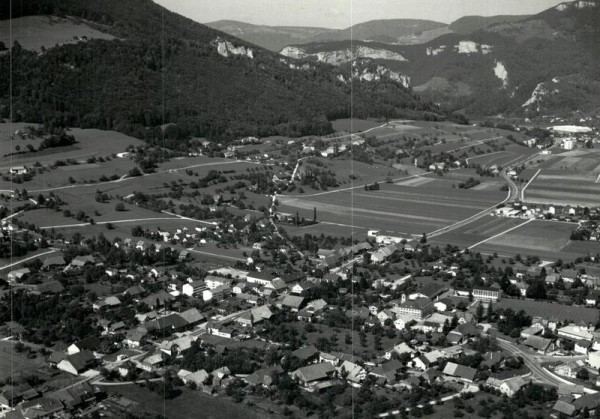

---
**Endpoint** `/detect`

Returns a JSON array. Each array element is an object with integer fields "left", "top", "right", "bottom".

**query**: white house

[{"left": 182, "top": 280, "right": 207, "bottom": 297}]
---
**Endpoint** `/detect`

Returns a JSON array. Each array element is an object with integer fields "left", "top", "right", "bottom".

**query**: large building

[
  {"left": 394, "top": 298, "right": 433, "bottom": 320},
  {"left": 472, "top": 286, "right": 501, "bottom": 302}
]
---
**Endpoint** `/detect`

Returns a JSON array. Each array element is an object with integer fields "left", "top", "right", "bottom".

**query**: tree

[
  {"left": 576, "top": 368, "right": 589, "bottom": 381},
  {"left": 476, "top": 302, "right": 484, "bottom": 323},
  {"left": 420, "top": 233, "right": 427, "bottom": 244},
  {"left": 115, "top": 202, "right": 126, "bottom": 211}
]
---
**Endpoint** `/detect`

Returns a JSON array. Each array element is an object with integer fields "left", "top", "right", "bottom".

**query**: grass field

[
  {"left": 0, "top": 124, "right": 144, "bottom": 172},
  {"left": 331, "top": 118, "right": 384, "bottom": 132},
  {"left": 280, "top": 180, "right": 504, "bottom": 236},
  {"left": 0, "top": 340, "right": 45, "bottom": 381}
]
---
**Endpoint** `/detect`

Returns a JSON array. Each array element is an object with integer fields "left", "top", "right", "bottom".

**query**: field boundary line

[
  {"left": 467, "top": 219, "right": 533, "bottom": 250},
  {"left": 520, "top": 169, "right": 541, "bottom": 201}
]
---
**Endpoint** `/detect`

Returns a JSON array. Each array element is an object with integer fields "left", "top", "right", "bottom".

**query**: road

[
  {"left": 496, "top": 338, "right": 594, "bottom": 391},
  {"left": 0, "top": 248, "right": 59, "bottom": 271}
]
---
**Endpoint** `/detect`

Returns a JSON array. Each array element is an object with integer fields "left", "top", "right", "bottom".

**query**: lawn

[{"left": 105, "top": 384, "right": 274, "bottom": 419}]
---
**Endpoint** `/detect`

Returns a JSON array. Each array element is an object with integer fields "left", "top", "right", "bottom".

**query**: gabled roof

[
  {"left": 291, "top": 345, "right": 319, "bottom": 361},
  {"left": 178, "top": 308, "right": 205, "bottom": 325},
  {"left": 280, "top": 295, "right": 304, "bottom": 309},
  {"left": 442, "top": 362, "right": 477, "bottom": 381},
  {"left": 62, "top": 350, "right": 95, "bottom": 372},
  {"left": 293, "top": 362, "right": 335, "bottom": 383}
]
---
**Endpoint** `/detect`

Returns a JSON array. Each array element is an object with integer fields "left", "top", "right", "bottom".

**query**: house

[
  {"left": 339, "top": 360, "right": 366, "bottom": 384},
  {"left": 291, "top": 282, "right": 312, "bottom": 295},
  {"left": 7, "top": 268, "right": 30, "bottom": 283},
  {"left": 138, "top": 352, "right": 164, "bottom": 372},
  {"left": 413, "top": 350, "right": 445, "bottom": 371},
  {"left": 180, "top": 369, "right": 209, "bottom": 387},
  {"left": 369, "top": 359, "right": 403, "bottom": 383},
  {"left": 202, "top": 285, "right": 231, "bottom": 301},
  {"left": 246, "top": 271, "right": 280, "bottom": 286},
  {"left": 57, "top": 350, "right": 96, "bottom": 375},
  {"left": 555, "top": 360, "right": 585, "bottom": 378},
  {"left": 182, "top": 280, "right": 208, "bottom": 297},
  {"left": 178, "top": 308, "right": 205, "bottom": 327},
  {"left": 384, "top": 342, "right": 415, "bottom": 360},
  {"left": 48, "top": 381, "right": 95, "bottom": 409},
  {"left": 522, "top": 335, "right": 554, "bottom": 354},
  {"left": 0, "top": 384, "right": 37, "bottom": 409},
  {"left": 243, "top": 366, "right": 284, "bottom": 387},
  {"left": 574, "top": 340, "right": 591, "bottom": 355},
  {"left": 6, "top": 397, "right": 64, "bottom": 419},
  {"left": 442, "top": 362, "right": 477, "bottom": 383},
  {"left": 69, "top": 255, "right": 96, "bottom": 269},
  {"left": 485, "top": 376, "right": 528, "bottom": 397},
  {"left": 557, "top": 325, "right": 594, "bottom": 342},
  {"left": 204, "top": 275, "right": 234, "bottom": 290},
  {"left": 277, "top": 295, "right": 304, "bottom": 312},
  {"left": 141, "top": 290, "right": 173, "bottom": 309},
  {"left": 145, "top": 313, "right": 188, "bottom": 334},
  {"left": 178, "top": 250, "right": 190, "bottom": 261},
  {"left": 393, "top": 314, "right": 416, "bottom": 331},
  {"left": 42, "top": 255, "right": 66, "bottom": 270},
  {"left": 124, "top": 327, "right": 148, "bottom": 347},
  {"left": 588, "top": 351, "right": 600, "bottom": 369},
  {"left": 232, "top": 282, "right": 248, "bottom": 294},
  {"left": 292, "top": 362, "right": 336, "bottom": 387},
  {"left": 123, "top": 284, "right": 146, "bottom": 299},
  {"left": 67, "top": 336, "right": 101, "bottom": 355},
  {"left": 291, "top": 345, "right": 319, "bottom": 364}
]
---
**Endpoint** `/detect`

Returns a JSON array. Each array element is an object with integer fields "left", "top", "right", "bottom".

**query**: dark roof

[
  {"left": 145, "top": 313, "right": 187, "bottom": 332},
  {"left": 291, "top": 345, "right": 319, "bottom": 361},
  {"left": 141, "top": 290, "right": 173, "bottom": 308},
  {"left": 74, "top": 336, "right": 101, "bottom": 351},
  {"left": 35, "top": 281, "right": 65, "bottom": 294},
  {"left": 64, "top": 350, "right": 95, "bottom": 372}
]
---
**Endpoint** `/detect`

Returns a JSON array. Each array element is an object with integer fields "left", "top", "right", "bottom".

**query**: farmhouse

[
  {"left": 442, "top": 362, "right": 477, "bottom": 383},
  {"left": 57, "top": 350, "right": 96, "bottom": 375}
]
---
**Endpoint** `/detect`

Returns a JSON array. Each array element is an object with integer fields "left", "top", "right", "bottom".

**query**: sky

[{"left": 154, "top": 0, "right": 565, "bottom": 28}]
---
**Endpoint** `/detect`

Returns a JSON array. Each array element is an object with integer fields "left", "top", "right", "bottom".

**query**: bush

[{"left": 115, "top": 202, "right": 126, "bottom": 211}]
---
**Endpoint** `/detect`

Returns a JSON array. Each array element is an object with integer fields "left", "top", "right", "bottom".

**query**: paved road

[{"left": 495, "top": 338, "right": 591, "bottom": 389}]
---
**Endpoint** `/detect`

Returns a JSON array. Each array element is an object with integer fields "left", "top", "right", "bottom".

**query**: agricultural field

[
  {"left": 523, "top": 150, "right": 600, "bottom": 206},
  {"left": 438, "top": 217, "right": 593, "bottom": 261},
  {"left": 331, "top": 118, "right": 384, "bottom": 132},
  {"left": 279, "top": 178, "right": 505, "bottom": 237}
]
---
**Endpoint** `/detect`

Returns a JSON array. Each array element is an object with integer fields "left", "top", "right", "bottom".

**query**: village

[{"left": 1, "top": 204, "right": 600, "bottom": 418}]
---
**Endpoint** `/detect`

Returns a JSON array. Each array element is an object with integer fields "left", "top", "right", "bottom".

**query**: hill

[
  {"left": 205, "top": 20, "right": 334, "bottom": 52},
  {"left": 279, "top": 0, "right": 600, "bottom": 117},
  {"left": 0, "top": 0, "right": 442, "bottom": 146},
  {"left": 449, "top": 15, "right": 531, "bottom": 35},
  {"left": 306, "top": 19, "right": 448, "bottom": 44}
]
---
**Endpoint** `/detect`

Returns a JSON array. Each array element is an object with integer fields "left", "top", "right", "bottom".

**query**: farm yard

[{"left": 279, "top": 179, "right": 506, "bottom": 236}]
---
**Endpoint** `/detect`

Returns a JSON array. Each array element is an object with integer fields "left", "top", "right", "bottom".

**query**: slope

[
  {"left": 0, "top": 0, "right": 441, "bottom": 146},
  {"left": 205, "top": 20, "right": 334, "bottom": 52}
]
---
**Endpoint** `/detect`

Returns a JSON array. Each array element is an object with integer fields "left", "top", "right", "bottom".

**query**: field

[
  {"left": 523, "top": 149, "right": 600, "bottom": 206},
  {"left": 0, "top": 340, "right": 46, "bottom": 381},
  {"left": 431, "top": 216, "right": 594, "bottom": 260},
  {"left": 331, "top": 118, "right": 384, "bottom": 132},
  {"left": 0, "top": 123, "right": 144, "bottom": 172},
  {"left": 279, "top": 179, "right": 505, "bottom": 236},
  {"left": 495, "top": 298, "right": 600, "bottom": 324},
  {"left": 0, "top": 16, "right": 115, "bottom": 52}
]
